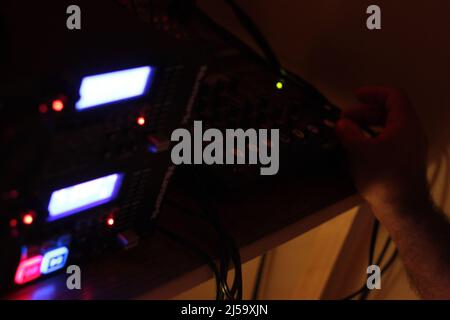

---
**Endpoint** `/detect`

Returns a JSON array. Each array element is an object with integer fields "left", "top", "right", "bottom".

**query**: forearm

[
  {"left": 335, "top": 86, "right": 449, "bottom": 299},
  {"left": 373, "top": 199, "right": 450, "bottom": 299}
]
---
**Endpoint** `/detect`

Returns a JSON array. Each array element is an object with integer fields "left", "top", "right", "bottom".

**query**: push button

[
  {"left": 41, "top": 246, "right": 69, "bottom": 275},
  {"left": 14, "top": 256, "right": 43, "bottom": 285},
  {"left": 147, "top": 135, "right": 170, "bottom": 153}
]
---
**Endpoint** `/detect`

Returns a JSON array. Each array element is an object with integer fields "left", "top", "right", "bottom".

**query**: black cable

[
  {"left": 172, "top": 199, "right": 243, "bottom": 300},
  {"left": 216, "top": 216, "right": 243, "bottom": 300},
  {"left": 251, "top": 252, "right": 268, "bottom": 300},
  {"left": 368, "top": 219, "right": 380, "bottom": 267},
  {"left": 202, "top": 212, "right": 243, "bottom": 300},
  {"left": 167, "top": 198, "right": 243, "bottom": 300},
  {"left": 216, "top": 223, "right": 241, "bottom": 300},
  {"left": 169, "top": 165, "right": 243, "bottom": 300},
  {"left": 343, "top": 285, "right": 365, "bottom": 300},
  {"left": 223, "top": 0, "right": 325, "bottom": 96},
  {"left": 224, "top": 0, "right": 280, "bottom": 71},
  {"left": 202, "top": 201, "right": 243, "bottom": 300},
  {"left": 381, "top": 248, "right": 398, "bottom": 275},
  {"left": 156, "top": 225, "right": 229, "bottom": 300}
]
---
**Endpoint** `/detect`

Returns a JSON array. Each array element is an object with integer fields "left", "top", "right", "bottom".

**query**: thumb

[{"left": 335, "top": 118, "right": 367, "bottom": 152}]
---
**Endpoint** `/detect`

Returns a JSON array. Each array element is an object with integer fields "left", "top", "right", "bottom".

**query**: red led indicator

[
  {"left": 137, "top": 116, "right": 146, "bottom": 126},
  {"left": 14, "top": 255, "right": 43, "bottom": 285},
  {"left": 52, "top": 100, "right": 64, "bottom": 112},
  {"left": 106, "top": 217, "right": 115, "bottom": 227},
  {"left": 22, "top": 212, "right": 34, "bottom": 225}
]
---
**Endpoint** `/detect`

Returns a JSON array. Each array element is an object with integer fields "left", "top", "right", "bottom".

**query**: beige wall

[{"left": 174, "top": 0, "right": 450, "bottom": 300}]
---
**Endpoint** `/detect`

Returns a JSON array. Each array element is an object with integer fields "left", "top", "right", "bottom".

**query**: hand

[{"left": 336, "top": 86, "right": 430, "bottom": 220}]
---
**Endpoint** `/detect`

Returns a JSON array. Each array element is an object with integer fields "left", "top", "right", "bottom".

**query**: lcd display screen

[
  {"left": 75, "top": 66, "right": 153, "bottom": 110},
  {"left": 47, "top": 173, "right": 123, "bottom": 221}
]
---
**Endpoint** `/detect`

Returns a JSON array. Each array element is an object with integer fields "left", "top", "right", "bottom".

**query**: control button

[
  {"left": 14, "top": 256, "right": 43, "bottom": 284},
  {"left": 323, "top": 119, "right": 336, "bottom": 128},
  {"left": 292, "top": 129, "right": 305, "bottom": 139},
  {"left": 147, "top": 135, "right": 170, "bottom": 153},
  {"left": 117, "top": 230, "right": 140, "bottom": 250},
  {"left": 307, "top": 125, "right": 320, "bottom": 134},
  {"left": 41, "top": 246, "right": 69, "bottom": 275}
]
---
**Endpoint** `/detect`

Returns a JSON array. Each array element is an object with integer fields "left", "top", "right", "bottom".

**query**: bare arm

[{"left": 336, "top": 86, "right": 450, "bottom": 299}]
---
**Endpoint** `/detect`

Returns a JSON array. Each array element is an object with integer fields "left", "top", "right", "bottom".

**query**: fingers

[
  {"left": 354, "top": 86, "right": 416, "bottom": 139},
  {"left": 338, "top": 86, "right": 419, "bottom": 156},
  {"left": 355, "top": 86, "right": 396, "bottom": 107},
  {"left": 342, "top": 103, "right": 386, "bottom": 126},
  {"left": 355, "top": 86, "right": 412, "bottom": 117},
  {"left": 335, "top": 118, "right": 368, "bottom": 150}
]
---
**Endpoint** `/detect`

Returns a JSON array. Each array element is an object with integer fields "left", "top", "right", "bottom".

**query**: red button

[{"left": 14, "top": 256, "right": 43, "bottom": 285}]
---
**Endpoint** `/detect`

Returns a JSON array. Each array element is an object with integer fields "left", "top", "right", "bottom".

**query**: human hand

[{"left": 335, "top": 86, "right": 430, "bottom": 220}]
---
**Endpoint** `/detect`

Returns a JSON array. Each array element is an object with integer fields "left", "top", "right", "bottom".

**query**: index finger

[{"left": 355, "top": 86, "right": 416, "bottom": 138}]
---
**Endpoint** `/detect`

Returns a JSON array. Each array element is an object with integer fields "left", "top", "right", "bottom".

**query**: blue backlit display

[
  {"left": 75, "top": 66, "right": 153, "bottom": 110},
  {"left": 47, "top": 173, "right": 123, "bottom": 221}
]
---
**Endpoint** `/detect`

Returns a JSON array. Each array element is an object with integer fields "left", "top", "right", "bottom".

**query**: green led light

[{"left": 276, "top": 81, "right": 284, "bottom": 90}]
